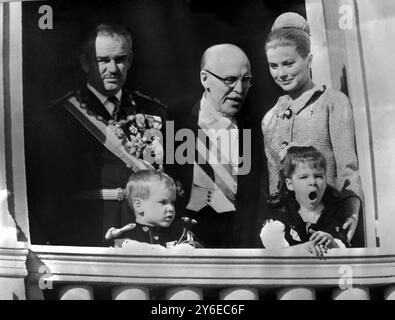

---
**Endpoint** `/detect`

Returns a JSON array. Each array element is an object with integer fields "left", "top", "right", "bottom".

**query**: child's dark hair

[
  {"left": 266, "top": 146, "right": 327, "bottom": 208},
  {"left": 283, "top": 146, "right": 327, "bottom": 178}
]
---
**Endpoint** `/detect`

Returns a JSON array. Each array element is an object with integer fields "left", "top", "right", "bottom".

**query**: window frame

[{"left": 1, "top": 0, "right": 380, "bottom": 247}]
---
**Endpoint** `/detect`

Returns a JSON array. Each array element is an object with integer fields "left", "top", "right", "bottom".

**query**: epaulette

[
  {"left": 48, "top": 90, "right": 78, "bottom": 108},
  {"left": 132, "top": 90, "right": 168, "bottom": 110}
]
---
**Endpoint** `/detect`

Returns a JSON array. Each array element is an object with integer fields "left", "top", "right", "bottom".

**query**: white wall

[
  {"left": 0, "top": 2, "right": 18, "bottom": 246},
  {"left": 355, "top": 0, "right": 395, "bottom": 249},
  {"left": 307, "top": 0, "right": 378, "bottom": 247}
]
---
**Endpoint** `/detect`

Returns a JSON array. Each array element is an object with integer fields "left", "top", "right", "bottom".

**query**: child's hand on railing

[
  {"left": 167, "top": 242, "right": 196, "bottom": 253},
  {"left": 301, "top": 241, "right": 328, "bottom": 256},
  {"left": 309, "top": 229, "right": 338, "bottom": 249}
]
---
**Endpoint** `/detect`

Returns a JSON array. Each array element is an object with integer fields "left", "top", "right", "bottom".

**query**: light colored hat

[{"left": 271, "top": 12, "right": 310, "bottom": 36}]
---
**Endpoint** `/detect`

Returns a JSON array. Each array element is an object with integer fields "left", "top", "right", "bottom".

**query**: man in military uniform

[{"left": 27, "top": 24, "right": 167, "bottom": 246}]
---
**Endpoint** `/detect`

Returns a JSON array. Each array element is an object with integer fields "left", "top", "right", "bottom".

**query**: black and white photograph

[{"left": 1, "top": 0, "right": 395, "bottom": 303}]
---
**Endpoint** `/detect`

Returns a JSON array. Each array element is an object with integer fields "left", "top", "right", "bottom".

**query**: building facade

[{"left": 1, "top": 0, "right": 395, "bottom": 300}]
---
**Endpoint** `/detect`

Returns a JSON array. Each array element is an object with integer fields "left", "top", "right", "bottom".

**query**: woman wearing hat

[{"left": 261, "top": 12, "right": 363, "bottom": 244}]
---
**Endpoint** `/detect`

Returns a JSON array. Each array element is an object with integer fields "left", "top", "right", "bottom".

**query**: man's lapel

[
  {"left": 236, "top": 115, "right": 244, "bottom": 162},
  {"left": 190, "top": 101, "right": 201, "bottom": 135},
  {"left": 81, "top": 86, "right": 112, "bottom": 121},
  {"left": 191, "top": 100, "right": 215, "bottom": 181},
  {"left": 81, "top": 87, "right": 136, "bottom": 121},
  {"left": 119, "top": 90, "right": 136, "bottom": 118}
]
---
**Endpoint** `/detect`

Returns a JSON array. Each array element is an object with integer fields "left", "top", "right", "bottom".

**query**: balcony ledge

[
  {"left": 27, "top": 245, "right": 395, "bottom": 288},
  {"left": 0, "top": 243, "right": 29, "bottom": 279}
]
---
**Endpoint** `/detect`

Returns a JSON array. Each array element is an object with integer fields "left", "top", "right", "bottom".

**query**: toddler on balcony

[
  {"left": 260, "top": 145, "right": 350, "bottom": 256},
  {"left": 105, "top": 170, "right": 201, "bottom": 251}
]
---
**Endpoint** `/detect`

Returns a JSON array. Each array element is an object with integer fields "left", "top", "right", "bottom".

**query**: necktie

[
  {"left": 213, "top": 127, "right": 237, "bottom": 201},
  {"left": 108, "top": 95, "right": 120, "bottom": 121},
  {"left": 198, "top": 124, "right": 237, "bottom": 202}
]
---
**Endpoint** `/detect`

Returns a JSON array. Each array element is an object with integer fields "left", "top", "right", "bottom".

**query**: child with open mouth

[{"left": 260, "top": 145, "right": 350, "bottom": 256}]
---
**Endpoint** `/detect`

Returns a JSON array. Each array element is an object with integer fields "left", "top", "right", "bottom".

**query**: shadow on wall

[
  {"left": 22, "top": 0, "right": 305, "bottom": 120},
  {"left": 340, "top": 65, "right": 349, "bottom": 97}
]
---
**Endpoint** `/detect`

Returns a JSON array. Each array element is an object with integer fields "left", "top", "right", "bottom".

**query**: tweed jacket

[{"left": 262, "top": 85, "right": 363, "bottom": 200}]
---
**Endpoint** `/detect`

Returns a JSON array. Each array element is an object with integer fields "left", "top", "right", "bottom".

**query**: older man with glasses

[{"left": 170, "top": 44, "right": 261, "bottom": 248}]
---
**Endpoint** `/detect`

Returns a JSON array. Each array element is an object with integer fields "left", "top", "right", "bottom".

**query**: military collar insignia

[
  {"left": 124, "top": 90, "right": 136, "bottom": 106},
  {"left": 137, "top": 223, "right": 165, "bottom": 233},
  {"left": 138, "top": 224, "right": 161, "bottom": 234}
]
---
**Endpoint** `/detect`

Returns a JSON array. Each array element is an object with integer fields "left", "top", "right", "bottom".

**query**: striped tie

[
  {"left": 108, "top": 95, "right": 120, "bottom": 121},
  {"left": 197, "top": 125, "right": 237, "bottom": 204}
]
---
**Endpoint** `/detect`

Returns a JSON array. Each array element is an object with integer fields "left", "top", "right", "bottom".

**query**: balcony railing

[
  {"left": 13, "top": 245, "right": 394, "bottom": 300},
  {"left": 0, "top": 243, "right": 29, "bottom": 300}
]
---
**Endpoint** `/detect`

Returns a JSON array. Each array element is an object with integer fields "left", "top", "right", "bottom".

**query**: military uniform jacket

[
  {"left": 112, "top": 221, "right": 186, "bottom": 248},
  {"left": 27, "top": 86, "right": 167, "bottom": 246}
]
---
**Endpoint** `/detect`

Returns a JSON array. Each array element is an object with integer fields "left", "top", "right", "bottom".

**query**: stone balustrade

[
  {"left": 17, "top": 245, "right": 395, "bottom": 300},
  {"left": 0, "top": 243, "right": 29, "bottom": 300}
]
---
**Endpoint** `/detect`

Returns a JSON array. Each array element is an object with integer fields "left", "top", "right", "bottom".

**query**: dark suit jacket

[
  {"left": 169, "top": 99, "right": 263, "bottom": 247},
  {"left": 26, "top": 86, "right": 167, "bottom": 246}
]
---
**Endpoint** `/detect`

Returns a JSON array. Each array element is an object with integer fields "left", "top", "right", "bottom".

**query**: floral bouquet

[{"left": 108, "top": 113, "right": 164, "bottom": 170}]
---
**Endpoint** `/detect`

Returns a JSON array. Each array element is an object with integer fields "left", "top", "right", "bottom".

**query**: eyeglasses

[{"left": 204, "top": 69, "right": 253, "bottom": 88}]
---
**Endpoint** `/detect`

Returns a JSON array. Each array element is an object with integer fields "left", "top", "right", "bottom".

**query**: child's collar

[
  {"left": 135, "top": 221, "right": 162, "bottom": 231},
  {"left": 298, "top": 203, "right": 325, "bottom": 224}
]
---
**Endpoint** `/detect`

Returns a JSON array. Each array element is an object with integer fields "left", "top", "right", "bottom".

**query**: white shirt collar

[
  {"left": 87, "top": 83, "right": 122, "bottom": 114},
  {"left": 199, "top": 94, "right": 237, "bottom": 130}
]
